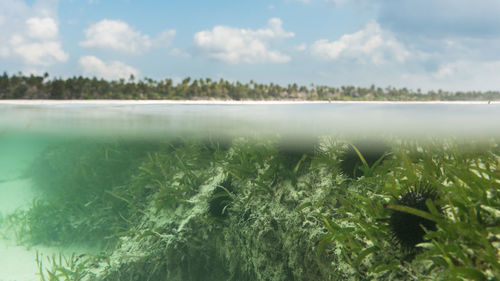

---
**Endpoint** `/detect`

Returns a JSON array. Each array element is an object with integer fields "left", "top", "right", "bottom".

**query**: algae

[{"left": 2, "top": 136, "right": 499, "bottom": 281}]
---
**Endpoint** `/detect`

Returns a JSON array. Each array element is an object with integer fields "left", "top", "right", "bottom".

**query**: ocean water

[
  {"left": 1, "top": 101, "right": 499, "bottom": 138},
  {"left": 0, "top": 101, "right": 498, "bottom": 281}
]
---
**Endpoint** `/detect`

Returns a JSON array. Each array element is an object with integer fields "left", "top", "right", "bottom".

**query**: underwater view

[
  {"left": 0, "top": 101, "right": 498, "bottom": 281},
  {"left": 3, "top": 0, "right": 500, "bottom": 279}
]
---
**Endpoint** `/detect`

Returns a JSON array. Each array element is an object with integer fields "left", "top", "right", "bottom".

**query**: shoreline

[{"left": 0, "top": 99, "right": 495, "bottom": 105}]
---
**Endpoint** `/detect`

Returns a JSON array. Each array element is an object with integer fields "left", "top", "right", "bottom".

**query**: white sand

[
  {"left": 0, "top": 179, "right": 90, "bottom": 281},
  {"left": 0, "top": 99, "right": 495, "bottom": 105},
  {"left": 0, "top": 239, "right": 88, "bottom": 281},
  {"left": 0, "top": 140, "right": 84, "bottom": 281},
  {"left": 0, "top": 180, "right": 45, "bottom": 281},
  {"left": 0, "top": 241, "right": 54, "bottom": 281}
]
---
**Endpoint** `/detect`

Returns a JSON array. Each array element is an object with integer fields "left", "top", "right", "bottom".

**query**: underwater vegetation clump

[
  {"left": 274, "top": 140, "right": 317, "bottom": 186},
  {"left": 316, "top": 139, "right": 500, "bottom": 280},
  {"left": 129, "top": 139, "right": 223, "bottom": 211},
  {"left": 339, "top": 140, "right": 391, "bottom": 178},
  {"left": 3, "top": 139, "right": 160, "bottom": 247},
  {"left": 208, "top": 176, "right": 235, "bottom": 218},
  {"left": 1, "top": 136, "right": 499, "bottom": 281},
  {"left": 35, "top": 251, "right": 109, "bottom": 281}
]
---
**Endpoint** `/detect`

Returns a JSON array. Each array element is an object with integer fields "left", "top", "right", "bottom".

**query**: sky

[{"left": 1, "top": 0, "right": 500, "bottom": 91}]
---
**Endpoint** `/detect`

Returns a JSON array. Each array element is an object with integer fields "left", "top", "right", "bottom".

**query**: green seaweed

[
  {"left": 316, "top": 139, "right": 500, "bottom": 280},
  {"left": 36, "top": 251, "right": 109, "bottom": 281},
  {"left": 1, "top": 135, "right": 498, "bottom": 281}
]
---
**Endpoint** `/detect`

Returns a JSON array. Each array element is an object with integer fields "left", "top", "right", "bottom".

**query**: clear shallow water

[
  {"left": 1, "top": 101, "right": 499, "bottom": 139},
  {"left": 0, "top": 101, "right": 498, "bottom": 281},
  {"left": 0, "top": 133, "right": 78, "bottom": 281}
]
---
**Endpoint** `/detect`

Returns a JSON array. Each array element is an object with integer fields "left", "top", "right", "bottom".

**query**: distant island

[{"left": 1, "top": 72, "right": 499, "bottom": 101}]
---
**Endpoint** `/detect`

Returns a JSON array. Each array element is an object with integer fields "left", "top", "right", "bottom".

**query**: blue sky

[{"left": 1, "top": 0, "right": 500, "bottom": 91}]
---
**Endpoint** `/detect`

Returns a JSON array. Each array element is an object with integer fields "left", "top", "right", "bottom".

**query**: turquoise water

[{"left": 0, "top": 102, "right": 498, "bottom": 281}]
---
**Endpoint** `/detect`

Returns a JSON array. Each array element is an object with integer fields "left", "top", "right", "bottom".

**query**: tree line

[{"left": 0, "top": 72, "right": 498, "bottom": 101}]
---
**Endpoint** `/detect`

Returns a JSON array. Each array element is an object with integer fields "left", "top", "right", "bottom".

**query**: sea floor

[
  {"left": 0, "top": 179, "right": 91, "bottom": 281},
  {"left": 0, "top": 136, "right": 74, "bottom": 281},
  {"left": 0, "top": 179, "right": 51, "bottom": 281},
  {"left": 0, "top": 240, "right": 58, "bottom": 281}
]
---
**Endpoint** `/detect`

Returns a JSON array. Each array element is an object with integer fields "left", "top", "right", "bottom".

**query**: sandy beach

[{"left": 0, "top": 99, "right": 495, "bottom": 105}]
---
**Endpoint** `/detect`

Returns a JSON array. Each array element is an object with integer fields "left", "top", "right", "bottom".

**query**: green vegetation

[
  {"left": 313, "top": 140, "right": 500, "bottom": 280},
  {"left": 0, "top": 136, "right": 499, "bottom": 280},
  {"left": 208, "top": 176, "right": 235, "bottom": 218},
  {"left": 36, "top": 251, "right": 109, "bottom": 281},
  {"left": 339, "top": 140, "right": 391, "bottom": 178},
  {"left": 3, "top": 139, "right": 160, "bottom": 247},
  {"left": 131, "top": 140, "right": 225, "bottom": 211},
  {"left": 1, "top": 72, "right": 500, "bottom": 100}
]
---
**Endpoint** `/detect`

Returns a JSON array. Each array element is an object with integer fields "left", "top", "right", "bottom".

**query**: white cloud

[
  {"left": 26, "top": 17, "right": 58, "bottom": 39},
  {"left": 397, "top": 60, "right": 500, "bottom": 91},
  {"left": 294, "top": 43, "right": 307, "bottom": 51},
  {"left": 433, "top": 64, "right": 455, "bottom": 80},
  {"left": 9, "top": 16, "right": 68, "bottom": 66},
  {"left": 10, "top": 35, "right": 68, "bottom": 65},
  {"left": 80, "top": 19, "right": 175, "bottom": 54},
  {"left": 169, "top": 48, "right": 191, "bottom": 58},
  {"left": 80, "top": 20, "right": 151, "bottom": 53},
  {"left": 311, "top": 22, "right": 409, "bottom": 64},
  {"left": 264, "top": 18, "right": 295, "bottom": 39},
  {"left": 0, "top": 1, "right": 67, "bottom": 68},
  {"left": 153, "top": 29, "right": 176, "bottom": 48},
  {"left": 79, "top": 55, "right": 139, "bottom": 80},
  {"left": 194, "top": 18, "right": 294, "bottom": 64},
  {"left": 433, "top": 61, "right": 500, "bottom": 81}
]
